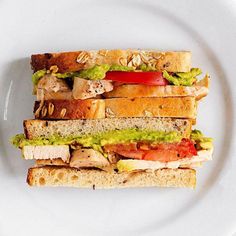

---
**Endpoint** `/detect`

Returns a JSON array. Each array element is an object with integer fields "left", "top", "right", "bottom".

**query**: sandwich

[
  {"left": 31, "top": 49, "right": 209, "bottom": 120},
  {"left": 11, "top": 49, "right": 213, "bottom": 189},
  {"left": 12, "top": 118, "right": 213, "bottom": 188}
]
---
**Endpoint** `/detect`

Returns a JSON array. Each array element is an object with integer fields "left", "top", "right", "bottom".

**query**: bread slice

[
  {"left": 27, "top": 166, "right": 196, "bottom": 188},
  {"left": 34, "top": 99, "right": 105, "bottom": 119},
  {"left": 31, "top": 50, "right": 191, "bottom": 73},
  {"left": 34, "top": 97, "right": 197, "bottom": 120},
  {"left": 105, "top": 97, "right": 197, "bottom": 119},
  {"left": 104, "top": 83, "right": 209, "bottom": 101},
  {"left": 24, "top": 117, "right": 192, "bottom": 139}
]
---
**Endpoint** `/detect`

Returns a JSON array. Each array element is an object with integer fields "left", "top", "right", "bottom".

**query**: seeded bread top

[{"left": 31, "top": 49, "right": 191, "bottom": 73}]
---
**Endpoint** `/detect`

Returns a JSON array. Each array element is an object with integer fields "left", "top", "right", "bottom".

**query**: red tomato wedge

[
  {"left": 104, "top": 143, "right": 137, "bottom": 152},
  {"left": 104, "top": 71, "right": 169, "bottom": 86},
  {"left": 105, "top": 139, "right": 197, "bottom": 162},
  {"left": 143, "top": 150, "right": 180, "bottom": 162},
  {"left": 149, "top": 139, "right": 197, "bottom": 158}
]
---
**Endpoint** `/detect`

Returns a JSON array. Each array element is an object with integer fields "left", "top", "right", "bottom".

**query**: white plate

[{"left": 0, "top": 0, "right": 235, "bottom": 235}]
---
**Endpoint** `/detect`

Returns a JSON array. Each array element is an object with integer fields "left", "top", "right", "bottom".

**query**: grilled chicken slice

[
  {"left": 37, "top": 74, "right": 72, "bottom": 100},
  {"left": 36, "top": 90, "right": 72, "bottom": 100},
  {"left": 22, "top": 145, "right": 70, "bottom": 162},
  {"left": 69, "top": 148, "right": 110, "bottom": 169},
  {"left": 72, "top": 77, "right": 113, "bottom": 99},
  {"left": 107, "top": 153, "right": 122, "bottom": 164}
]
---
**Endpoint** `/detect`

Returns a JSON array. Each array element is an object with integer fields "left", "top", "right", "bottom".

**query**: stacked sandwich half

[{"left": 12, "top": 49, "right": 213, "bottom": 188}]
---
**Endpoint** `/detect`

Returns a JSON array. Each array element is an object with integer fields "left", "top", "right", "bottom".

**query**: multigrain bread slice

[
  {"left": 34, "top": 97, "right": 197, "bottom": 120},
  {"left": 27, "top": 166, "right": 196, "bottom": 188},
  {"left": 34, "top": 99, "right": 105, "bottom": 119},
  {"left": 24, "top": 117, "right": 192, "bottom": 139},
  {"left": 105, "top": 97, "right": 197, "bottom": 119},
  {"left": 31, "top": 49, "right": 191, "bottom": 73}
]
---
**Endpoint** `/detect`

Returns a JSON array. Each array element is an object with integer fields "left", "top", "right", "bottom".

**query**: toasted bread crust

[
  {"left": 34, "top": 99, "right": 105, "bottom": 119},
  {"left": 105, "top": 97, "right": 197, "bottom": 119},
  {"left": 27, "top": 166, "right": 196, "bottom": 188},
  {"left": 31, "top": 50, "right": 191, "bottom": 73},
  {"left": 104, "top": 84, "right": 209, "bottom": 101},
  {"left": 34, "top": 97, "right": 197, "bottom": 120}
]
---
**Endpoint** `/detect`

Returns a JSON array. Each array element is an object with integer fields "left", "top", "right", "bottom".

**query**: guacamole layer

[{"left": 32, "top": 64, "right": 203, "bottom": 87}]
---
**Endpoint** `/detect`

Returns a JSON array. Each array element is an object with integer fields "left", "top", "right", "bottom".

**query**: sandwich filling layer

[
  {"left": 12, "top": 129, "right": 213, "bottom": 172},
  {"left": 33, "top": 65, "right": 208, "bottom": 100},
  {"left": 13, "top": 129, "right": 183, "bottom": 150}
]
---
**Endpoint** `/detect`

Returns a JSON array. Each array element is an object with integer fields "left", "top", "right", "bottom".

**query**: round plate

[{"left": 0, "top": 0, "right": 235, "bottom": 235}]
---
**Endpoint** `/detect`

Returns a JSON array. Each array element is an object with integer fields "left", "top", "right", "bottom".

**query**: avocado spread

[
  {"left": 32, "top": 65, "right": 203, "bottom": 87},
  {"left": 78, "top": 64, "right": 111, "bottom": 80},
  {"left": 109, "top": 65, "right": 134, "bottom": 72},
  {"left": 163, "top": 68, "right": 202, "bottom": 86},
  {"left": 11, "top": 129, "right": 182, "bottom": 153},
  {"left": 137, "top": 64, "right": 156, "bottom": 71},
  {"left": 32, "top": 69, "right": 47, "bottom": 85},
  {"left": 191, "top": 129, "right": 213, "bottom": 150},
  {"left": 32, "top": 69, "right": 80, "bottom": 86},
  {"left": 32, "top": 64, "right": 133, "bottom": 85}
]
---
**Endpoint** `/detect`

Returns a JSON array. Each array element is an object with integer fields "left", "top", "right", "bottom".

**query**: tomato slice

[
  {"left": 174, "top": 138, "right": 197, "bottom": 158},
  {"left": 143, "top": 139, "right": 197, "bottom": 162},
  {"left": 107, "top": 139, "right": 197, "bottom": 162},
  {"left": 115, "top": 150, "right": 145, "bottom": 159},
  {"left": 143, "top": 150, "right": 179, "bottom": 162},
  {"left": 149, "top": 139, "right": 197, "bottom": 158},
  {"left": 105, "top": 71, "right": 169, "bottom": 86},
  {"left": 104, "top": 143, "right": 137, "bottom": 152}
]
